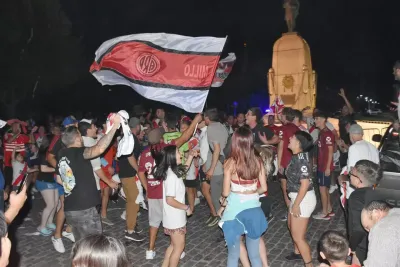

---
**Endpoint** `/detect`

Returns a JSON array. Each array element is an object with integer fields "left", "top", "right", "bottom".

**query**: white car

[{"left": 366, "top": 109, "right": 382, "bottom": 115}]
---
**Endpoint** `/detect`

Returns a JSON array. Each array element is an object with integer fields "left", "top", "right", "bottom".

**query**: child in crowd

[{"left": 319, "top": 230, "right": 361, "bottom": 267}]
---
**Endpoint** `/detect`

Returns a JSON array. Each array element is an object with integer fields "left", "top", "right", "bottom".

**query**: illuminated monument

[{"left": 268, "top": 0, "right": 317, "bottom": 110}]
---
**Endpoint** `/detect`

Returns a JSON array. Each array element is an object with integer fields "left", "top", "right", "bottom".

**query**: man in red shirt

[
  {"left": 313, "top": 111, "right": 335, "bottom": 220},
  {"left": 277, "top": 108, "right": 300, "bottom": 214},
  {"left": 152, "top": 108, "right": 165, "bottom": 128},
  {"left": 3, "top": 122, "right": 33, "bottom": 194}
]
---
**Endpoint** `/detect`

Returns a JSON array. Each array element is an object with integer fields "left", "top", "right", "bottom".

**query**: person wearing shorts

[
  {"left": 313, "top": 111, "right": 335, "bottom": 221},
  {"left": 285, "top": 131, "right": 316, "bottom": 266}
]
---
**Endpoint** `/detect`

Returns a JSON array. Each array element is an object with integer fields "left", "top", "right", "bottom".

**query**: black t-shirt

[
  {"left": 286, "top": 152, "right": 313, "bottom": 193},
  {"left": 57, "top": 147, "right": 100, "bottom": 212},
  {"left": 250, "top": 124, "right": 274, "bottom": 146},
  {"left": 37, "top": 153, "right": 55, "bottom": 183},
  {"left": 49, "top": 137, "right": 65, "bottom": 160},
  {"left": 118, "top": 134, "right": 141, "bottom": 179}
]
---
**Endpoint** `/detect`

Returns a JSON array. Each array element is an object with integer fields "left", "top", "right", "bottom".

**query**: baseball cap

[
  {"left": 148, "top": 128, "right": 162, "bottom": 145},
  {"left": 128, "top": 117, "right": 140, "bottom": 128},
  {"left": 62, "top": 116, "right": 78, "bottom": 127},
  {"left": 349, "top": 124, "right": 363, "bottom": 135},
  {"left": 80, "top": 118, "right": 93, "bottom": 124}
]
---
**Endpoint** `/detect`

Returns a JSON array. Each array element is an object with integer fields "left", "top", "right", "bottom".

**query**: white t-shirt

[
  {"left": 82, "top": 136, "right": 101, "bottom": 190},
  {"left": 12, "top": 161, "right": 26, "bottom": 186},
  {"left": 163, "top": 168, "right": 186, "bottom": 229},
  {"left": 186, "top": 162, "right": 196, "bottom": 181}
]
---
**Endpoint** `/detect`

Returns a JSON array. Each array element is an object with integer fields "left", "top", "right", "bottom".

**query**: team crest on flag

[{"left": 90, "top": 33, "right": 227, "bottom": 113}]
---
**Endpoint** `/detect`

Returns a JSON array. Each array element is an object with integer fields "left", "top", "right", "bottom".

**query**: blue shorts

[
  {"left": 56, "top": 183, "right": 64, "bottom": 196},
  {"left": 317, "top": 171, "right": 331, "bottom": 187},
  {"left": 36, "top": 180, "right": 58, "bottom": 191}
]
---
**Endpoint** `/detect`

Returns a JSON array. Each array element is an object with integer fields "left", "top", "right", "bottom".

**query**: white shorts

[
  {"left": 148, "top": 199, "right": 163, "bottom": 228},
  {"left": 288, "top": 190, "right": 317, "bottom": 218}
]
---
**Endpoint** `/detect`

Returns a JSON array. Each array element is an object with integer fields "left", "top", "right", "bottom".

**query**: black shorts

[
  {"left": 4, "top": 166, "right": 13, "bottom": 188},
  {"left": 278, "top": 169, "right": 287, "bottom": 180},
  {"left": 199, "top": 168, "right": 210, "bottom": 184},
  {"left": 184, "top": 179, "right": 198, "bottom": 188}
]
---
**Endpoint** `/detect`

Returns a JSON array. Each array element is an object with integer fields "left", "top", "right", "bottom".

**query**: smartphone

[{"left": 17, "top": 173, "right": 29, "bottom": 194}]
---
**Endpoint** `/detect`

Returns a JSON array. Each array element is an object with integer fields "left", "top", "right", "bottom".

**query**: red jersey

[
  {"left": 3, "top": 133, "right": 30, "bottom": 167},
  {"left": 266, "top": 124, "right": 280, "bottom": 136},
  {"left": 138, "top": 141, "right": 175, "bottom": 199},
  {"left": 101, "top": 145, "right": 117, "bottom": 179},
  {"left": 279, "top": 123, "right": 299, "bottom": 168},
  {"left": 317, "top": 128, "right": 335, "bottom": 172},
  {"left": 152, "top": 118, "right": 161, "bottom": 128}
]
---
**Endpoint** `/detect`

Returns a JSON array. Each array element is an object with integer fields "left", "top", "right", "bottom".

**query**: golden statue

[
  {"left": 284, "top": 0, "right": 299, "bottom": 33},
  {"left": 268, "top": 1, "right": 317, "bottom": 111}
]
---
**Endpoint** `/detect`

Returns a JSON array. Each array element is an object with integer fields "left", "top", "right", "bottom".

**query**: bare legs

[
  {"left": 101, "top": 187, "right": 110, "bottom": 218},
  {"left": 201, "top": 182, "right": 217, "bottom": 216},
  {"left": 288, "top": 212, "right": 313, "bottom": 267},
  {"left": 162, "top": 232, "right": 185, "bottom": 267},
  {"left": 186, "top": 187, "right": 196, "bottom": 212},
  {"left": 319, "top": 186, "right": 331, "bottom": 215}
]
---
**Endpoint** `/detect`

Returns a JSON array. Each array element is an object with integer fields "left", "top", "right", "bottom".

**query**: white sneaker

[
  {"left": 180, "top": 251, "right": 186, "bottom": 259},
  {"left": 52, "top": 236, "right": 65, "bottom": 253},
  {"left": 62, "top": 231, "right": 75, "bottom": 243},
  {"left": 329, "top": 184, "right": 338, "bottom": 194},
  {"left": 194, "top": 198, "right": 200, "bottom": 206},
  {"left": 146, "top": 250, "right": 156, "bottom": 260},
  {"left": 121, "top": 210, "right": 126, "bottom": 220}
]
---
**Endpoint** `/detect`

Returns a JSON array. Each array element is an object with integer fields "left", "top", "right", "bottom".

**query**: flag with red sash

[
  {"left": 90, "top": 33, "right": 227, "bottom": 113},
  {"left": 12, "top": 163, "right": 28, "bottom": 186}
]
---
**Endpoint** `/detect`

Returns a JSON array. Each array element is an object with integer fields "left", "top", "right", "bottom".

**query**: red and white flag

[
  {"left": 211, "top": 53, "right": 236, "bottom": 87},
  {"left": 90, "top": 33, "right": 226, "bottom": 113},
  {"left": 270, "top": 96, "right": 285, "bottom": 115}
]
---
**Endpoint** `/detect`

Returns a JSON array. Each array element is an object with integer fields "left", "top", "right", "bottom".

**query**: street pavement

[{"left": 11, "top": 181, "right": 345, "bottom": 267}]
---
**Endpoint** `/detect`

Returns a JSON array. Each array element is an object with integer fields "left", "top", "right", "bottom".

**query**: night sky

[{"left": 2, "top": 0, "right": 400, "bottom": 116}]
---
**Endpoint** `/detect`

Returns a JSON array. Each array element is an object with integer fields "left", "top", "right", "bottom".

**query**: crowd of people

[{"left": 0, "top": 88, "right": 399, "bottom": 267}]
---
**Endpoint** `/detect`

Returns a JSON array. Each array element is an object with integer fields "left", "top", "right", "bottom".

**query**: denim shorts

[
  {"left": 317, "top": 171, "right": 331, "bottom": 187},
  {"left": 36, "top": 180, "right": 58, "bottom": 191}
]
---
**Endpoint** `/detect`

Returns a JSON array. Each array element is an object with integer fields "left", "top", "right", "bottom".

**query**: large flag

[
  {"left": 270, "top": 96, "right": 285, "bottom": 115},
  {"left": 211, "top": 53, "right": 236, "bottom": 87},
  {"left": 90, "top": 33, "right": 226, "bottom": 113}
]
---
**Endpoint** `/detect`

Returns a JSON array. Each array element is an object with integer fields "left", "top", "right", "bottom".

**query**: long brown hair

[{"left": 230, "top": 127, "right": 261, "bottom": 180}]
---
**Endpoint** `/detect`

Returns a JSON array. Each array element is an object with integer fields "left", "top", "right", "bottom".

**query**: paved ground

[{"left": 11, "top": 181, "right": 345, "bottom": 267}]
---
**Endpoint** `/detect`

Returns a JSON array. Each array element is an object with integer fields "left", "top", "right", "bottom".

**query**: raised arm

[
  {"left": 83, "top": 114, "right": 121, "bottom": 160},
  {"left": 339, "top": 88, "right": 354, "bottom": 114},
  {"left": 174, "top": 114, "right": 203, "bottom": 148}
]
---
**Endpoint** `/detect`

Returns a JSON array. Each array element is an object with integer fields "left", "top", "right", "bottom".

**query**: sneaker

[
  {"left": 207, "top": 216, "right": 220, "bottom": 227},
  {"left": 146, "top": 250, "right": 156, "bottom": 260},
  {"left": 101, "top": 217, "right": 114, "bottom": 226},
  {"left": 280, "top": 215, "right": 288, "bottom": 222},
  {"left": 62, "top": 231, "right": 75, "bottom": 243},
  {"left": 121, "top": 211, "right": 126, "bottom": 220},
  {"left": 38, "top": 227, "right": 53, "bottom": 236},
  {"left": 312, "top": 212, "right": 331, "bottom": 220},
  {"left": 52, "top": 236, "right": 66, "bottom": 253},
  {"left": 194, "top": 198, "right": 200, "bottom": 206},
  {"left": 328, "top": 211, "right": 335, "bottom": 217},
  {"left": 267, "top": 214, "right": 275, "bottom": 223},
  {"left": 46, "top": 223, "right": 56, "bottom": 231},
  {"left": 180, "top": 251, "right": 186, "bottom": 260},
  {"left": 135, "top": 224, "right": 143, "bottom": 234},
  {"left": 285, "top": 252, "right": 302, "bottom": 261},
  {"left": 205, "top": 215, "right": 213, "bottom": 224},
  {"left": 125, "top": 231, "right": 145, "bottom": 242},
  {"left": 329, "top": 184, "right": 338, "bottom": 194}
]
